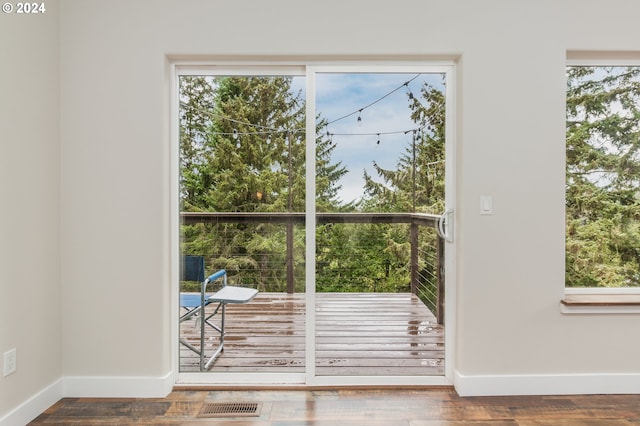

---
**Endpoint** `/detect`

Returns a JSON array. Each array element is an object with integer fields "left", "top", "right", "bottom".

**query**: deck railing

[{"left": 181, "top": 212, "right": 445, "bottom": 324}]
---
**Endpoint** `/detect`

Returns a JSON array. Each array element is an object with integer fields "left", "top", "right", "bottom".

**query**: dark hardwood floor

[{"left": 30, "top": 388, "right": 640, "bottom": 425}]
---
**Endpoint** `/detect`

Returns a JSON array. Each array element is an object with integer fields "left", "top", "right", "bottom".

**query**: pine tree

[
  {"left": 316, "top": 78, "right": 447, "bottom": 297},
  {"left": 178, "top": 76, "right": 216, "bottom": 211},
  {"left": 566, "top": 66, "right": 640, "bottom": 287},
  {"left": 179, "top": 75, "right": 346, "bottom": 291},
  {"left": 361, "top": 79, "right": 446, "bottom": 214}
]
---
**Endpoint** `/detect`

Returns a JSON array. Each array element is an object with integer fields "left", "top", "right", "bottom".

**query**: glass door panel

[
  {"left": 178, "top": 73, "right": 306, "bottom": 374},
  {"left": 314, "top": 71, "right": 447, "bottom": 377}
]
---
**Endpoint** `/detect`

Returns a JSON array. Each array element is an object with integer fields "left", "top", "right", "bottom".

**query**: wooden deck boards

[{"left": 179, "top": 292, "right": 444, "bottom": 376}]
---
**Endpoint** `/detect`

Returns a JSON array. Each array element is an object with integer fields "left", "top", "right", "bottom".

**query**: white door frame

[{"left": 170, "top": 60, "right": 457, "bottom": 387}]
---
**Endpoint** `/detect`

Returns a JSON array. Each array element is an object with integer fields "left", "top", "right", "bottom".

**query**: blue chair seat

[{"left": 179, "top": 293, "right": 205, "bottom": 309}]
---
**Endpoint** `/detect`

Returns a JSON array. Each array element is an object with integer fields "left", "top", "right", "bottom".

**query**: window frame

[{"left": 562, "top": 54, "right": 640, "bottom": 313}]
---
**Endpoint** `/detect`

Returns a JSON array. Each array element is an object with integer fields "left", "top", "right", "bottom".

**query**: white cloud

[{"left": 316, "top": 73, "right": 439, "bottom": 203}]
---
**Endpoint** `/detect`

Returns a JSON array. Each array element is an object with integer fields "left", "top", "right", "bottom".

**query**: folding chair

[
  {"left": 179, "top": 255, "right": 258, "bottom": 370},
  {"left": 179, "top": 255, "right": 207, "bottom": 350}
]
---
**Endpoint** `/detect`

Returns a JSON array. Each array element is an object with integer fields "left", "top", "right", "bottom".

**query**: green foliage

[
  {"left": 316, "top": 223, "right": 413, "bottom": 293},
  {"left": 179, "top": 74, "right": 446, "bottom": 298},
  {"left": 566, "top": 66, "right": 640, "bottom": 287},
  {"left": 361, "top": 79, "right": 446, "bottom": 214},
  {"left": 180, "top": 76, "right": 343, "bottom": 289},
  {"left": 316, "top": 78, "right": 446, "bottom": 298}
]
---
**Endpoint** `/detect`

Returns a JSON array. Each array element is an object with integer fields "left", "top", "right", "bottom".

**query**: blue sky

[{"left": 308, "top": 73, "right": 444, "bottom": 204}]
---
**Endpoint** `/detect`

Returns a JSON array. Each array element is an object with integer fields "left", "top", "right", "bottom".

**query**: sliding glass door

[{"left": 174, "top": 63, "right": 455, "bottom": 386}]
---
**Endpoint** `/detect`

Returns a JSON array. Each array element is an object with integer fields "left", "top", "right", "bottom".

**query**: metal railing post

[
  {"left": 286, "top": 219, "right": 294, "bottom": 294},
  {"left": 410, "top": 222, "right": 419, "bottom": 295}
]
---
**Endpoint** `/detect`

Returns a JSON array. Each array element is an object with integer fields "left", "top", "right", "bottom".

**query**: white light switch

[{"left": 480, "top": 195, "right": 493, "bottom": 215}]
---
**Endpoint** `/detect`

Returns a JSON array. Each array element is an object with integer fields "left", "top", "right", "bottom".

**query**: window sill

[{"left": 561, "top": 289, "right": 640, "bottom": 314}]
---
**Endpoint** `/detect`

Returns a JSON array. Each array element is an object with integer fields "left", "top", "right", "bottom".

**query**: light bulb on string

[
  {"left": 357, "top": 109, "right": 363, "bottom": 127},
  {"left": 232, "top": 129, "right": 240, "bottom": 148},
  {"left": 326, "top": 131, "right": 333, "bottom": 146},
  {"left": 376, "top": 134, "right": 380, "bottom": 145},
  {"left": 405, "top": 82, "right": 414, "bottom": 100},
  {"left": 296, "top": 135, "right": 302, "bottom": 145},
  {"left": 266, "top": 135, "right": 271, "bottom": 145}
]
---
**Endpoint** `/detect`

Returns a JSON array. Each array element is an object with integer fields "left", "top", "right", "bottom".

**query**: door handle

[{"left": 437, "top": 208, "right": 453, "bottom": 243}]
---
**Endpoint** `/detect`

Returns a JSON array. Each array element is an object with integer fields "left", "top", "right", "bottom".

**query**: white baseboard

[
  {"left": 0, "top": 378, "right": 63, "bottom": 426},
  {"left": 63, "top": 371, "right": 174, "bottom": 398},
  {"left": 454, "top": 370, "right": 640, "bottom": 396},
  {"left": 0, "top": 372, "right": 174, "bottom": 426},
  {"left": 5, "top": 370, "right": 640, "bottom": 424}
]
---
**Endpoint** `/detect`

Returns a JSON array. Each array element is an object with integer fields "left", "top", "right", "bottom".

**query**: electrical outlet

[{"left": 3, "top": 348, "right": 16, "bottom": 376}]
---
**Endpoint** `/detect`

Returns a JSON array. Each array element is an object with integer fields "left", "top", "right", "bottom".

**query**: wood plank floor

[
  {"left": 180, "top": 292, "right": 444, "bottom": 376},
  {"left": 30, "top": 388, "right": 640, "bottom": 425}
]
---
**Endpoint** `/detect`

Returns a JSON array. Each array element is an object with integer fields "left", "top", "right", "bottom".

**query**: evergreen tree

[
  {"left": 179, "top": 76, "right": 346, "bottom": 291},
  {"left": 361, "top": 79, "right": 445, "bottom": 214},
  {"left": 179, "top": 76, "right": 216, "bottom": 211},
  {"left": 316, "top": 78, "right": 447, "bottom": 297},
  {"left": 316, "top": 117, "right": 350, "bottom": 212},
  {"left": 566, "top": 66, "right": 640, "bottom": 287},
  {"left": 207, "top": 76, "right": 305, "bottom": 213}
]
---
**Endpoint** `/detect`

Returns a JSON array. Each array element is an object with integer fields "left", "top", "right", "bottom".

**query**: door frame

[{"left": 169, "top": 60, "right": 457, "bottom": 387}]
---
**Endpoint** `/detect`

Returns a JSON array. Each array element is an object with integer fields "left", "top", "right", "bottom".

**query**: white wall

[
  {"left": 0, "top": 0, "right": 62, "bottom": 420},
  {"left": 4, "top": 0, "right": 640, "bottom": 420},
  {"left": 58, "top": 0, "right": 640, "bottom": 388},
  {"left": 59, "top": 1, "right": 171, "bottom": 379}
]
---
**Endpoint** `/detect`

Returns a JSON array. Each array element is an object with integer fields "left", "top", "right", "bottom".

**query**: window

[{"left": 565, "top": 64, "right": 640, "bottom": 291}]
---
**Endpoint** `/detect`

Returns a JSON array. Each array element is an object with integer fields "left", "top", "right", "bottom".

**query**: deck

[{"left": 179, "top": 292, "right": 444, "bottom": 376}]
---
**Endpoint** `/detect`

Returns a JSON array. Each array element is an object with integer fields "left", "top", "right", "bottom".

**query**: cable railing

[{"left": 181, "top": 212, "right": 445, "bottom": 324}]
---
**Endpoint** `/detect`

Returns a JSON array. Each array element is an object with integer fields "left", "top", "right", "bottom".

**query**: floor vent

[{"left": 197, "top": 401, "right": 262, "bottom": 418}]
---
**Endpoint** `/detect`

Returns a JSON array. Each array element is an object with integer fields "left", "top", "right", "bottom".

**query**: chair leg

[
  {"left": 179, "top": 339, "right": 201, "bottom": 356},
  {"left": 199, "top": 300, "right": 207, "bottom": 370},
  {"left": 204, "top": 303, "right": 225, "bottom": 370}
]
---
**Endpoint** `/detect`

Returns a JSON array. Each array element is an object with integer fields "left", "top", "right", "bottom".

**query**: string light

[
  {"left": 405, "top": 82, "right": 414, "bottom": 100},
  {"left": 180, "top": 74, "right": 430, "bottom": 148},
  {"left": 180, "top": 74, "right": 422, "bottom": 133},
  {"left": 195, "top": 122, "right": 427, "bottom": 149},
  {"left": 326, "top": 127, "right": 423, "bottom": 138},
  {"left": 233, "top": 129, "right": 240, "bottom": 148},
  {"left": 324, "top": 74, "right": 421, "bottom": 126},
  {"left": 179, "top": 101, "right": 305, "bottom": 135}
]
